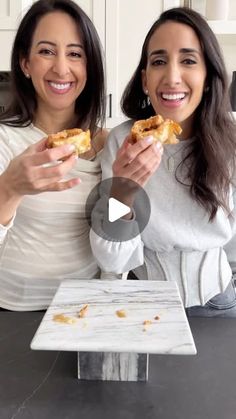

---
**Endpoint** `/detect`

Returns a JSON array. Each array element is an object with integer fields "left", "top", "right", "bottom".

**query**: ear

[
  {"left": 20, "top": 56, "right": 30, "bottom": 78},
  {"left": 141, "top": 69, "right": 148, "bottom": 94}
]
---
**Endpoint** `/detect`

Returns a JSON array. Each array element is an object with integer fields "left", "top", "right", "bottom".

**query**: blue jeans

[{"left": 186, "top": 279, "right": 236, "bottom": 317}]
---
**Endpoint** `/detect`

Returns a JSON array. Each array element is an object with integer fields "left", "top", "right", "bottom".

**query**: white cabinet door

[
  {"left": 105, "top": 0, "right": 163, "bottom": 128},
  {"left": 0, "top": 0, "right": 33, "bottom": 29},
  {"left": 0, "top": 0, "right": 22, "bottom": 29},
  {"left": 0, "top": 0, "right": 34, "bottom": 71}
]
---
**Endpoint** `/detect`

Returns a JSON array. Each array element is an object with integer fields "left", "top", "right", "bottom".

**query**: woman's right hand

[
  {"left": 1, "top": 137, "right": 81, "bottom": 199},
  {"left": 112, "top": 134, "right": 163, "bottom": 187}
]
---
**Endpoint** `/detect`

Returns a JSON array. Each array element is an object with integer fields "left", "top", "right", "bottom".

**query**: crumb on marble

[
  {"left": 154, "top": 315, "right": 160, "bottom": 320},
  {"left": 143, "top": 320, "right": 152, "bottom": 326},
  {"left": 116, "top": 309, "right": 127, "bottom": 318},
  {"left": 53, "top": 313, "right": 77, "bottom": 324},
  {"left": 77, "top": 304, "right": 89, "bottom": 318}
]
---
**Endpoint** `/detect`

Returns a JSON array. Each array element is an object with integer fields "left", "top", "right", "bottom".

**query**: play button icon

[
  {"left": 108, "top": 197, "right": 130, "bottom": 222},
  {"left": 86, "top": 177, "right": 151, "bottom": 242}
]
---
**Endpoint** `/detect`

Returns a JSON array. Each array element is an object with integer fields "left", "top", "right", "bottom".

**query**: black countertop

[{"left": 0, "top": 312, "right": 236, "bottom": 419}]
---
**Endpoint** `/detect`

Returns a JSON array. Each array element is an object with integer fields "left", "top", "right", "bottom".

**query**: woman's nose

[
  {"left": 163, "top": 63, "right": 182, "bottom": 87},
  {"left": 52, "top": 55, "right": 70, "bottom": 77}
]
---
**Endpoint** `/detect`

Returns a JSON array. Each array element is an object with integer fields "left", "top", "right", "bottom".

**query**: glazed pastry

[
  {"left": 131, "top": 115, "right": 182, "bottom": 145},
  {"left": 47, "top": 128, "right": 91, "bottom": 156}
]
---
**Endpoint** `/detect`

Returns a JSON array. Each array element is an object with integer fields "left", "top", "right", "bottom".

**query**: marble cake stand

[{"left": 31, "top": 279, "right": 196, "bottom": 381}]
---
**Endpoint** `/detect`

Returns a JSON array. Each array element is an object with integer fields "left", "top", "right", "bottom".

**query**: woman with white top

[{"left": 0, "top": 0, "right": 107, "bottom": 311}]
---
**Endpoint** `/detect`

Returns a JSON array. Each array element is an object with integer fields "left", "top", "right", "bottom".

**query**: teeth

[
  {"left": 162, "top": 93, "right": 185, "bottom": 100},
  {"left": 49, "top": 82, "right": 71, "bottom": 90}
]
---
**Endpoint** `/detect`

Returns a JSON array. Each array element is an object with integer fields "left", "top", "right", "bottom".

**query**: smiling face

[
  {"left": 142, "top": 21, "right": 207, "bottom": 138},
  {"left": 20, "top": 11, "right": 87, "bottom": 118}
]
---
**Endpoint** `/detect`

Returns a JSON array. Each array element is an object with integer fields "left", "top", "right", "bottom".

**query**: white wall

[
  {"left": 229, "top": 0, "right": 236, "bottom": 18},
  {"left": 217, "top": 36, "right": 236, "bottom": 83},
  {"left": 217, "top": 1, "right": 236, "bottom": 83}
]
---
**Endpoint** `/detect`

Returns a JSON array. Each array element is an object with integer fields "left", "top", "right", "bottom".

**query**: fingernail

[
  {"left": 144, "top": 136, "right": 153, "bottom": 144},
  {"left": 155, "top": 141, "right": 163, "bottom": 150},
  {"left": 67, "top": 144, "right": 76, "bottom": 152}
]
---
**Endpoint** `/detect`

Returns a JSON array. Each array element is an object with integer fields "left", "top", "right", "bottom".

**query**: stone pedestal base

[{"left": 77, "top": 352, "right": 149, "bottom": 381}]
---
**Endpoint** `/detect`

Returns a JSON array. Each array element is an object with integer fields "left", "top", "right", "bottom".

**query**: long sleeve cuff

[{"left": 0, "top": 213, "right": 15, "bottom": 242}]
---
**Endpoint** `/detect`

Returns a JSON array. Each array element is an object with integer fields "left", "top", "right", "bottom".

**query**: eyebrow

[
  {"left": 36, "top": 40, "right": 84, "bottom": 49},
  {"left": 149, "top": 48, "right": 201, "bottom": 56}
]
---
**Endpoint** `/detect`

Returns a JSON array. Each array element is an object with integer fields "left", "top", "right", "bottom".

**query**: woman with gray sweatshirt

[{"left": 90, "top": 7, "right": 236, "bottom": 316}]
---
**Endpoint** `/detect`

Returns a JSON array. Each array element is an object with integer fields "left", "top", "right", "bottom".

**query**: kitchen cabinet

[
  {"left": 0, "top": 0, "right": 23, "bottom": 30},
  {"left": 0, "top": 0, "right": 33, "bottom": 71}
]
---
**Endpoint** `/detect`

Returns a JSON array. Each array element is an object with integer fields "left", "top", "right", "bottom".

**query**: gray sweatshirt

[{"left": 90, "top": 120, "right": 236, "bottom": 307}]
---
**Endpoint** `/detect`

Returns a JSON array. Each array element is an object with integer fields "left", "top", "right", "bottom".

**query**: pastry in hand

[
  {"left": 47, "top": 128, "right": 91, "bottom": 156},
  {"left": 131, "top": 115, "right": 182, "bottom": 145}
]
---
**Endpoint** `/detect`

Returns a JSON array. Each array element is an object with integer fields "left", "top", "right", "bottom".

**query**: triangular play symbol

[{"left": 108, "top": 197, "right": 130, "bottom": 222}]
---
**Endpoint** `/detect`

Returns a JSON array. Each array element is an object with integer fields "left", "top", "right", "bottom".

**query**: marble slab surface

[{"left": 30, "top": 279, "right": 196, "bottom": 355}]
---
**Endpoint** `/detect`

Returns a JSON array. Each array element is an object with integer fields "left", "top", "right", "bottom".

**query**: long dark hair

[
  {"left": 0, "top": 0, "right": 105, "bottom": 136},
  {"left": 121, "top": 7, "right": 236, "bottom": 220}
]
